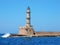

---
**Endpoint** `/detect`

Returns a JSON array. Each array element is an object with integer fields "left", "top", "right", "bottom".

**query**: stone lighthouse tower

[
  {"left": 19, "top": 7, "right": 34, "bottom": 36},
  {"left": 26, "top": 7, "right": 31, "bottom": 27}
]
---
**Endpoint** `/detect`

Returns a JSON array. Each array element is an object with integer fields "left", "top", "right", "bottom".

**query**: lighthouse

[{"left": 19, "top": 7, "right": 34, "bottom": 36}]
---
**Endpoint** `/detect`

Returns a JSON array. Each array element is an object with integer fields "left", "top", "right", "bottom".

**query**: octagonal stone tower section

[
  {"left": 19, "top": 7, "right": 35, "bottom": 36},
  {"left": 26, "top": 6, "right": 31, "bottom": 27}
]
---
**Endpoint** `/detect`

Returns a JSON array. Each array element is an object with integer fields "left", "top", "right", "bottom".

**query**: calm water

[
  {"left": 0, "top": 34, "right": 60, "bottom": 45},
  {"left": 0, "top": 37, "right": 60, "bottom": 45}
]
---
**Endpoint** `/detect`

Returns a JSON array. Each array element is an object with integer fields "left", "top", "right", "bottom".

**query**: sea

[{"left": 0, "top": 34, "right": 60, "bottom": 45}]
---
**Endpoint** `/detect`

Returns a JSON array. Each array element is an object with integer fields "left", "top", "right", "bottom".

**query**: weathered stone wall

[
  {"left": 19, "top": 27, "right": 28, "bottom": 35},
  {"left": 19, "top": 26, "right": 35, "bottom": 36},
  {"left": 35, "top": 32, "right": 60, "bottom": 36}
]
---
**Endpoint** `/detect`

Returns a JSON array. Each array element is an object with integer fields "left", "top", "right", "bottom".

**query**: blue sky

[{"left": 0, "top": 0, "right": 60, "bottom": 33}]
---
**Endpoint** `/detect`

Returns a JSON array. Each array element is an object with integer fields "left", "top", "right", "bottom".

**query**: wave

[{"left": 0, "top": 33, "right": 11, "bottom": 38}]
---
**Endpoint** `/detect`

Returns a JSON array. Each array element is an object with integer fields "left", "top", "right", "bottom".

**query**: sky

[{"left": 0, "top": 0, "right": 60, "bottom": 34}]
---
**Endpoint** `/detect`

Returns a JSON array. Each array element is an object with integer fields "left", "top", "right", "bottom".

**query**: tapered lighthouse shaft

[{"left": 26, "top": 7, "right": 31, "bottom": 27}]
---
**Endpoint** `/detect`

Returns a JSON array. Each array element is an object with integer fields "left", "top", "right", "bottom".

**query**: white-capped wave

[{"left": 1, "top": 33, "right": 10, "bottom": 38}]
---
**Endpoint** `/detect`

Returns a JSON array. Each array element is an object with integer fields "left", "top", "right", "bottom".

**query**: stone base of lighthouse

[{"left": 19, "top": 26, "right": 35, "bottom": 36}]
